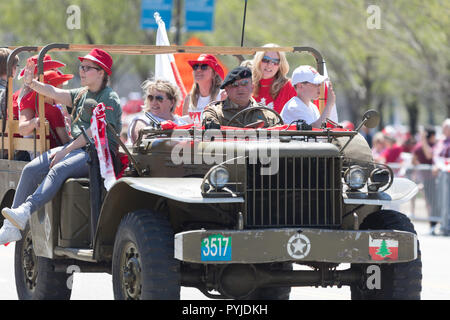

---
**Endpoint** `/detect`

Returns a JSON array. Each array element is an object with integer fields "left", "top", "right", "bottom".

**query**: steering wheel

[{"left": 225, "top": 106, "right": 284, "bottom": 127}]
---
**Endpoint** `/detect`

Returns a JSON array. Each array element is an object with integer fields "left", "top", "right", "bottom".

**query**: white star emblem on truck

[{"left": 287, "top": 234, "right": 311, "bottom": 259}]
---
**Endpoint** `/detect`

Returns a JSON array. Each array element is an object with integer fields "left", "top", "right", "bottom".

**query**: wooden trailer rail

[{"left": 1, "top": 46, "right": 51, "bottom": 159}]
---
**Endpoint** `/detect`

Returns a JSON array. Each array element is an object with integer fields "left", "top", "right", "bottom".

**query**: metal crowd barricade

[
  {"left": 435, "top": 170, "right": 450, "bottom": 235},
  {"left": 388, "top": 162, "right": 450, "bottom": 235}
]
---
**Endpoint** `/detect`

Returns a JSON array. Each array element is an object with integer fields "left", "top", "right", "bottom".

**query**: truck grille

[{"left": 246, "top": 157, "right": 343, "bottom": 228}]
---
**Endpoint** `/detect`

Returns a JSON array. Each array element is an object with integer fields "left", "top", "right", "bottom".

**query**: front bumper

[{"left": 174, "top": 228, "right": 417, "bottom": 264}]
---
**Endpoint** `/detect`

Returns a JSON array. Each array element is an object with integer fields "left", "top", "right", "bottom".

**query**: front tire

[
  {"left": 14, "top": 224, "right": 72, "bottom": 300},
  {"left": 350, "top": 210, "right": 422, "bottom": 300},
  {"left": 112, "top": 210, "right": 180, "bottom": 300}
]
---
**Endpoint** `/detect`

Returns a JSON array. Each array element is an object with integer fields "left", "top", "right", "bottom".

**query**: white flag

[{"left": 154, "top": 12, "right": 187, "bottom": 115}]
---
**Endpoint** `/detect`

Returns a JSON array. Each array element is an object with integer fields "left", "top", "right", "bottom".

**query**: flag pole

[{"left": 240, "top": 0, "right": 248, "bottom": 47}]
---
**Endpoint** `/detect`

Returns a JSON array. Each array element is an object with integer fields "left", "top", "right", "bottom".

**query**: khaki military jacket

[{"left": 202, "top": 97, "right": 280, "bottom": 128}]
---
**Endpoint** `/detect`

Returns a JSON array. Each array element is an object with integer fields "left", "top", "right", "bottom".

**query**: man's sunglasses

[
  {"left": 79, "top": 65, "right": 102, "bottom": 72},
  {"left": 230, "top": 79, "right": 250, "bottom": 87},
  {"left": 192, "top": 64, "right": 209, "bottom": 71},
  {"left": 261, "top": 55, "right": 280, "bottom": 66},
  {"left": 147, "top": 94, "right": 166, "bottom": 102}
]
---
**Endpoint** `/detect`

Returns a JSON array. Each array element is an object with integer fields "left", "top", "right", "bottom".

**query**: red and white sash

[{"left": 90, "top": 103, "right": 116, "bottom": 190}]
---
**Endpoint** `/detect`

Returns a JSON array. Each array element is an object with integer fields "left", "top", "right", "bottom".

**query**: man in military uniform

[{"left": 203, "top": 66, "right": 282, "bottom": 128}]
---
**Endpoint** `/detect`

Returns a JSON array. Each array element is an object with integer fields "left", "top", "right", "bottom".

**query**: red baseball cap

[
  {"left": 78, "top": 48, "right": 113, "bottom": 76},
  {"left": 18, "top": 54, "right": 65, "bottom": 79},
  {"left": 44, "top": 70, "right": 73, "bottom": 87},
  {"left": 188, "top": 54, "right": 224, "bottom": 80}
]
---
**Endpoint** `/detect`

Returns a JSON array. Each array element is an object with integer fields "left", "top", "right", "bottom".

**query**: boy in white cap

[{"left": 280, "top": 65, "right": 336, "bottom": 128}]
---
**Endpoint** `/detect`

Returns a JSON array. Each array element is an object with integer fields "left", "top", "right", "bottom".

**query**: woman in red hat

[
  {"left": 18, "top": 70, "right": 73, "bottom": 149},
  {"left": 0, "top": 48, "right": 122, "bottom": 246},
  {"left": 252, "top": 43, "right": 296, "bottom": 114},
  {"left": 182, "top": 54, "right": 225, "bottom": 124}
]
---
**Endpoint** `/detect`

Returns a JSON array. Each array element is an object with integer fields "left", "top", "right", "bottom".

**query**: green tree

[
  {"left": 0, "top": 0, "right": 156, "bottom": 85},
  {"left": 376, "top": 240, "right": 392, "bottom": 258},
  {"left": 1, "top": 0, "right": 448, "bottom": 124}
]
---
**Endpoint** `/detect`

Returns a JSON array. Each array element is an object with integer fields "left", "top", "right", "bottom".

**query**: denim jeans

[{"left": 12, "top": 144, "right": 89, "bottom": 213}]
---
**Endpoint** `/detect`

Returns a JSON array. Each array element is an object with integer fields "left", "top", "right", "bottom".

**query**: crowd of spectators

[
  {"left": 366, "top": 121, "right": 450, "bottom": 170},
  {"left": 364, "top": 120, "right": 450, "bottom": 235}
]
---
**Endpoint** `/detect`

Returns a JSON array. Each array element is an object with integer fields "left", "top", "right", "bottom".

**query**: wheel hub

[
  {"left": 121, "top": 244, "right": 142, "bottom": 299},
  {"left": 22, "top": 234, "right": 37, "bottom": 291}
]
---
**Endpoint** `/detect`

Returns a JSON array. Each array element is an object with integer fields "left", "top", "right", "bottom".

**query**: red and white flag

[
  {"left": 90, "top": 103, "right": 116, "bottom": 191},
  {"left": 154, "top": 12, "right": 187, "bottom": 116},
  {"left": 369, "top": 236, "right": 399, "bottom": 261}
]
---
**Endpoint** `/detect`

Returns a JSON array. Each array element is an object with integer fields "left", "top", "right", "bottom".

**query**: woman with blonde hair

[
  {"left": 182, "top": 54, "right": 225, "bottom": 124},
  {"left": 252, "top": 43, "right": 296, "bottom": 114},
  {"left": 128, "top": 79, "right": 187, "bottom": 143}
]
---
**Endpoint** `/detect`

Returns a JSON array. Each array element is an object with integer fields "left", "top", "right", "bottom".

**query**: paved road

[{"left": 0, "top": 221, "right": 449, "bottom": 300}]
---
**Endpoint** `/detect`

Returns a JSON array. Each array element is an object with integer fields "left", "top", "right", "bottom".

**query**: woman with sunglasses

[
  {"left": 128, "top": 79, "right": 188, "bottom": 143},
  {"left": 252, "top": 43, "right": 296, "bottom": 114},
  {"left": 0, "top": 48, "right": 122, "bottom": 245},
  {"left": 182, "top": 54, "right": 225, "bottom": 124}
]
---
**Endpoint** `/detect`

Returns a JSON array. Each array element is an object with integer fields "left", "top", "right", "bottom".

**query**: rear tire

[
  {"left": 350, "top": 210, "right": 422, "bottom": 300},
  {"left": 112, "top": 210, "right": 180, "bottom": 300},
  {"left": 14, "top": 223, "right": 72, "bottom": 300}
]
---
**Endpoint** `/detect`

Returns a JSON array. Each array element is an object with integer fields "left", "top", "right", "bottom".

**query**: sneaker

[
  {"left": 2, "top": 205, "right": 31, "bottom": 230},
  {"left": 0, "top": 223, "right": 22, "bottom": 245}
]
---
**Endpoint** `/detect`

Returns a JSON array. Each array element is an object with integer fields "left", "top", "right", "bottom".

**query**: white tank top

[{"left": 188, "top": 92, "right": 221, "bottom": 124}]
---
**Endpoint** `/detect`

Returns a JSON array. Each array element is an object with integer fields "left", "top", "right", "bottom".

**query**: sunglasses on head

[
  {"left": 79, "top": 65, "right": 102, "bottom": 72},
  {"left": 261, "top": 55, "right": 280, "bottom": 66},
  {"left": 230, "top": 79, "right": 250, "bottom": 87},
  {"left": 192, "top": 64, "right": 209, "bottom": 71},
  {"left": 147, "top": 94, "right": 166, "bottom": 102}
]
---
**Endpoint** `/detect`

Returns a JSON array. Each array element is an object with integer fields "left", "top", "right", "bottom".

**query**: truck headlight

[
  {"left": 208, "top": 166, "right": 230, "bottom": 189},
  {"left": 368, "top": 167, "right": 391, "bottom": 191},
  {"left": 344, "top": 165, "right": 366, "bottom": 190}
]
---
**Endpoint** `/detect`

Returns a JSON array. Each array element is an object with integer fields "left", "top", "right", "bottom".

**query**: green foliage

[
  {"left": 202, "top": 0, "right": 449, "bottom": 123},
  {"left": 0, "top": 0, "right": 156, "bottom": 84},
  {"left": 0, "top": 0, "right": 448, "bottom": 124}
]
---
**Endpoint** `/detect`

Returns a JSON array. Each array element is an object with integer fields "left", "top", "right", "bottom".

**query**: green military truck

[{"left": 0, "top": 44, "right": 421, "bottom": 300}]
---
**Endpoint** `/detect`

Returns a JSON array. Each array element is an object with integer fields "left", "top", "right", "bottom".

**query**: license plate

[{"left": 201, "top": 234, "right": 232, "bottom": 261}]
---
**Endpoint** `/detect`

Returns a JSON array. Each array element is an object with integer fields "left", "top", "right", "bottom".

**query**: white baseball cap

[{"left": 291, "top": 65, "right": 328, "bottom": 85}]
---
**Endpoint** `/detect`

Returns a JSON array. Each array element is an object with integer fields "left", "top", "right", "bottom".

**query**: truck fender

[
  {"left": 343, "top": 177, "right": 418, "bottom": 206},
  {"left": 93, "top": 177, "right": 243, "bottom": 261}
]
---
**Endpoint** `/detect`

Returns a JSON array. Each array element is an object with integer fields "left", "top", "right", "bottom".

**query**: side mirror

[
  {"left": 340, "top": 109, "right": 380, "bottom": 153},
  {"left": 363, "top": 109, "right": 380, "bottom": 129}
]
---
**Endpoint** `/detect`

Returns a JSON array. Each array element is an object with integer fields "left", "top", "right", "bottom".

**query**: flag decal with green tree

[{"left": 369, "top": 236, "right": 398, "bottom": 261}]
